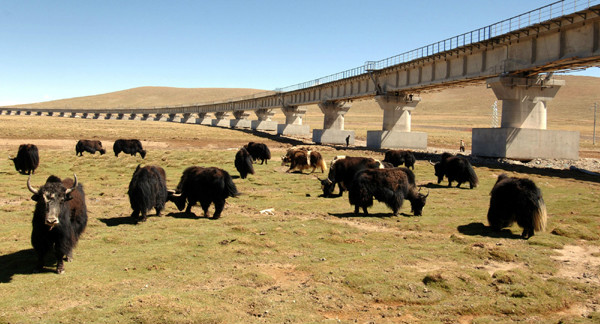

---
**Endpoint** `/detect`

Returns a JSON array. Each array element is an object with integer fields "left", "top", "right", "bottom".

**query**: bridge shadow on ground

[
  {"left": 98, "top": 215, "right": 138, "bottom": 226},
  {"left": 457, "top": 222, "right": 522, "bottom": 239},
  {"left": 0, "top": 249, "right": 40, "bottom": 283}
]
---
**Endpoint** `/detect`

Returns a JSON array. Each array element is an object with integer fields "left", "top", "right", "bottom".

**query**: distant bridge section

[{"left": 3, "top": 0, "right": 600, "bottom": 159}]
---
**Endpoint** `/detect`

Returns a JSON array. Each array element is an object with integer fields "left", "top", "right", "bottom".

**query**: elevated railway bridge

[{"left": 3, "top": 0, "right": 600, "bottom": 159}]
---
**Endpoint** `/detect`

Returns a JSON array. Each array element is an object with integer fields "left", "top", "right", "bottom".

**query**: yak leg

[
  {"left": 200, "top": 200, "right": 212, "bottom": 218},
  {"left": 212, "top": 199, "right": 225, "bottom": 219},
  {"left": 521, "top": 227, "right": 534, "bottom": 240},
  {"left": 469, "top": 182, "right": 475, "bottom": 189},
  {"left": 362, "top": 206, "right": 369, "bottom": 215},
  {"left": 185, "top": 198, "right": 197, "bottom": 214},
  {"left": 456, "top": 182, "right": 462, "bottom": 188},
  {"left": 55, "top": 253, "right": 65, "bottom": 274},
  {"left": 155, "top": 206, "right": 162, "bottom": 217},
  {"left": 354, "top": 205, "right": 360, "bottom": 215}
]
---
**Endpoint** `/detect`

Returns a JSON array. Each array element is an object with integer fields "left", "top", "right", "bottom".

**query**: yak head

[
  {"left": 99, "top": 148, "right": 106, "bottom": 155},
  {"left": 140, "top": 150, "right": 147, "bottom": 159},
  {"left": 167, "top": 190, "right": 186, "bottom": 211},
  {"left": 410, "top": 187, "right": 429, "bottom": 216},
  {"left": 28, "top": 174, "right": 77, "bottom": 229},
  {"left": 319, "top": 177, "right": 336, "bottom": 197}
]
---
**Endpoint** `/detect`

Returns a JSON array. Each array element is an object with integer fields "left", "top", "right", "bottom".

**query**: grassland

[{"left": 0, "top": 115, "right": 599, "bottom": 323}]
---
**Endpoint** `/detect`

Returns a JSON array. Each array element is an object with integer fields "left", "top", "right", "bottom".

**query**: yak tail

[
  {"left": 317, "top": 159, "right": 327, "bottom": 173},
  {"left": 223, "top": 171, "right": 241, "bottom": 198},
  {"left": 467, "top": 164, "right": 479, "bottom": 188},
  {"left": 532, "top": 196, "right": 547, "bottom": 232}
]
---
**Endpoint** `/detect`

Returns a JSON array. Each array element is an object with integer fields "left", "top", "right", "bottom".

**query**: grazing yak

[
  {"left": 27, "top": 174, "right": 87, "bottom": 274},
  {"left": 235, "top": 147, "right": 255, "bottom": 179},
  {"left": 282, "top": 147, "right": 327, "bottom": 173},
  {"left": 76, "top": 139, "right": 106, "bottom": 156},
  {"left": 244, "top": 142, "right": 271, "bottom": 164},
  {"left": 431, "top": 153, "right": 478, "bottom": 189},
  {"left": 113, "top": 139, "right": 146, "bottom": 158},
  {"left": 319, "top": 156, "right": 385, "bottom": 197},
  {"left": 128, "top": 165, "right": 168, "bottom": 223},
  {"left": 10, "top": 144, "right": 39, "bottom": 175},
  {"left": 349, "top": 167, "right": 429, "bottom": 216},
  {"left": 168, "top": 166, "right": 240, "bottom": 219},
  {"left": 487, "top": 174, "right": 547, "bottom": 239},
  {"left": 383, "top": 149, "right": 416, "bottom": 169}
]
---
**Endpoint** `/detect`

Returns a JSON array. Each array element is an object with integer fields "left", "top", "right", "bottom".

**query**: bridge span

[{"left": 3, "top": 0, "right": 600, "bottom": 160}]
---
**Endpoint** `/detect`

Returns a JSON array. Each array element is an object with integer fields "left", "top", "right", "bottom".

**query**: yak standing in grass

[
  {"left": 168, "top": 166, "right": 240, "bottom": 219},
  {"left": 244, "top": 142, "right": 271, "bottom": 164},
  {"left": 76, "top": 139, "right": 106, "bottom": 156},
  {"left": 113, "top": 139, "right": 146, "bottom": 158},
  {"left": 349, "top": 167, "right": 428, "bottom": 216},
  {"left": 10, "top": 144, "right": 39, "bottom": 175},
  {"left": 235, "top": 147, "right": 255, "bottom": 179},
  {"left": 487, "top": 174, "right": 547, "bottom": 239},
  {"left": 128, "top": 165, "right": 168, "bottom": 223},
  {"left": 431, "top": 152, "right": 478, "bottom": 189},
  {"left": 282, "top": 148, "right": 327, "bottom": 173},
  {"left": 27, "top": 174, "right": 87, "bottom": 274},
  {"left": 383, "top": 149, "right": 416, "bottom": 169},
  {"left": 319, "top": 156, "right": 385, "bottom": 197}
]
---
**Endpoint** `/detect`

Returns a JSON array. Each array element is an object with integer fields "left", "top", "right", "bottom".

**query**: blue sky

[{"left": 1, "top": 0, "right": 598, "bottom": 105}]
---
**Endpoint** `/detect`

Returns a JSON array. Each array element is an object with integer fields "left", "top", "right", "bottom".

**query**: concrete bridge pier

[
  {"left": 154, "top": 114, "right": 168, "bottom": 122},
  {"left": 180, "top": 113, "right": 195, "bottom": 123},
  {"left": 196, "top": 113, "right": 213, "bottom": 125},
  {"left": 473, "top": 76, "right": 578, "bottom": 160},
  {"left": 212, "top": 112, "right": 231, "bottom": 127},
  {"left": 167, "top": 113, "right": 182, "bottom": 122},
  {"left": 230, "top": 110, "right": 252, "bottom": 129},
  {"left": 366, "top": 94, "right": 427, "bottom": 149},
  {"left": 312, "top": 101, "right": 354, "bottom": 145},
  {"left": 252, "top": 109, "right": 277, "bottom": 131},
  {"left": 128, "top": 113, "right": 140, "bottom": 120},
  {"left": 277, "top": 106, "right": 310, "bottom": 136}
]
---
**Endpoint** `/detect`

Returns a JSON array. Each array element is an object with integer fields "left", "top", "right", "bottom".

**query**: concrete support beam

[
  {"left": 230, "top": 110, "right": 252, "bottom": 129},
  {"left": 313, "top": 101, "right": 355, "bottom": 145},
  {"left": 196, "top": 113, "right": 213, "bottom": 125},
  {"left": 212, "top": 112, "right": 230, "bottom": 127},
  {"left": 473, "top": 76, "right": 578, "bottom": 159},
  {"left": 277, "top": 106, "right": 310, "bottom": 136},
  {"left": 180, "top": 113, "right": 195, "bottom": 123},
  {"left": 252, "top": 109, "right": 277, "bottom": 131},
  {"left": 168, "top": 113, "right": 181, "bottom": 122},
  {"left": 154, "top": 114, "right": 168, "bottom": 122},
  {"left": 366, "top": 94, "right": 427, "bottom": 149}
]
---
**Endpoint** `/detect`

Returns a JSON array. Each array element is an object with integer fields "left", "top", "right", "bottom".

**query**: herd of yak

[{"left": 9, "top": 139, "right": 547, "bottom": 274}]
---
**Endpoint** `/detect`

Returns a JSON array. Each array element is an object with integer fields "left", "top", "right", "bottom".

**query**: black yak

[
  {"left": 282, "top": 148, "right": 327, "bottom": 173},
  {"left": 487, "top": 174, "right": 547, "bottom": 239},
  {"left": 128, "top": 165, "right": 168, "bottom": 223},
  {"left": 383, "top": 149, "right": 416, "bottom": 169},
  {"left": 431, "top": 153, "right": 478, "bottom": 189},
  {"left": 113, "top": 139, "right": 146, "bottom": 158},
  {"left": 27, "top": 174, "right": 87, "bottom": 274},
  {"left": 349, "top": 167, "right": 428, "bottom": 216},
  {"left": 168, "top": 166, "right": 240, "bottom": 219},
  {"left": 235, "top": 147, "right": 255, "bottom": 179},
  {"left": 10, "top": 144, "right": 39, "bottom": 175},
  {"left": 244, "top": 142, "right": 271, "bottom": 164},
  {"left": 76, "top": 139, "right": 106, "bottom": 156},
  {"left": 319, "top": 156, "right": 385, "bottom": 197}
]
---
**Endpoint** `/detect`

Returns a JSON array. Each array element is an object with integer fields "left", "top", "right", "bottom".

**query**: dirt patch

[{"left": 551, "top": 244, "right": 600, "bottom": 285}]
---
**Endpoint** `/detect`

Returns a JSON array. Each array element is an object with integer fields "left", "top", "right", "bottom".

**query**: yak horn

[
  {"left": 424, "top": 188, "right": 430, "bottom": 198},
  {"left": 27, "top": 175, "right": 38, "bottom": 195},
  {"left": 428, "top": 160, "right": 436, "bottom": 166},
  {"left": 65, "top": 174, "right": 78, "bottom": 195}
]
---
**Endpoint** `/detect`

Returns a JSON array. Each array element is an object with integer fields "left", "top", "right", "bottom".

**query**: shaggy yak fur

[
  {"left": 383, "top": 149, "right": 416, "bottom": 169},
  {"left": 282, "top": 148, "right": 327, "bottom": 173},
  {"left": 28, "top": 174, "right": 87, "bottom": 274},
  {"left": 128, "top": 165, "right": 168, "bottom": 223},
  {"left": 113, "top": 139, "right": 146, "bottom": 158},
  {"left": 234, "top": 147, "right": 255, "bottom": 179},
  {"left": 76, "top": 139, "right": 106, "bottom": 156},
  {"left": 10, "top": 144, "right": 39, "bottom": 175},
  {"left": 169, "top": 166, "right": 240, "bottom": 219},
  {"left": 349, "top": 167, "right": 428, "bottom": 216},
  {"left": 433, "top": 152, "right": 479, "bottom": 189},
  {"left": 244, "top": 142, "right": 271, "bottom": 164},
  {"left": 319, "top": 156, "right": 385, "bottom": 197},
  {"left": 487, "top": 174, "right": 547, "bottom": 239}
]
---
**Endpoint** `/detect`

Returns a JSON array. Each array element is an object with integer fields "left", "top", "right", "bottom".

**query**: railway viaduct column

[
  {"left": 212, "top": 112, "right": 231, "bottom": 127},
  {"left": 312, "top": 101, "right": 354, "bottom": 145},
  {"left": 473, "top": 76, "right": 578, "bottom": 160},
  {"left": 277, "top": 106, "right": 310, "bottom": 136},
  {"left": 252, "top": 109, "right": 277, "bottom": 131},
  {"left": 230, "top": 110, "right": 252, "bottom": 129},
  {"left": 196, "top": 112, "right": 212, "bottom": 125},
  {"left": 366, "top": 94, "right": 427, "bottom": 149}
]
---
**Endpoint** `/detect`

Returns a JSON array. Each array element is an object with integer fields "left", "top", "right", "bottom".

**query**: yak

[
  {"left": 128, "top": 165, "right": 168, "bottom": 223},
  {"left": 319, "top": 156, "right": 385, "bottom": 197},
  {"left": 244, "top": 142, "right": 271, "bottom": 164},
  {"left": 487, "top": 174, "right": 547, "bottom": 239},
  {"left": 76, "top": 139, "right": 106, "bottom": 156},
  {"left": 349, "top": 167, "right": 428, "bottom": 216},
  {"left": 235, "top": 147, "right": 255, "bottom": 179},
  {"left": 282, "top": 148, "right": 327, "bottom": 173},
  {"left": 10, "top": 144, "right": 39, "bottom": 175},
  {"left": 168, "top": 166, "right": 240, "bottom": 219},
  {"left": 113, "top": 139, "right": 146, "bottom": 158},
  {"left": 27, "top": 174, "right": 87, "bottom": 274},
  {"left": 383, "top": 149, "right": 416, "bottom": 169},
  {"left": 431, "top": 153, "right": 478, "bottom": 189}
]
